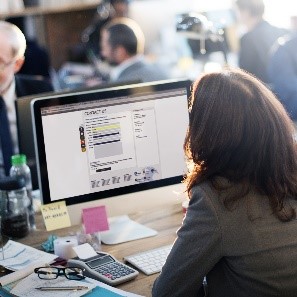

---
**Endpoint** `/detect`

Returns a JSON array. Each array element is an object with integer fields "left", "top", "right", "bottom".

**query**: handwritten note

[
  {"left": 82, "top": 206, "right": 109, "bottom": 234},
  {"left": 41, "top": 201, "right": 71, "bottom": 231}
]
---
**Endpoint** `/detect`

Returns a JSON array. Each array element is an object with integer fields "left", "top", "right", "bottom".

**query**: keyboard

[{"left": 123, "top": 244, "right": 173, "bottom": 275}]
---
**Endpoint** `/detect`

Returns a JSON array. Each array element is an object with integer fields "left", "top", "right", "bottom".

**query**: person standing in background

[
  {"left": 267, "top": 16, "right": 297, "bottom": 120},
  {"left": 235, "top": 0, "right": 287, "bottom": 84},
  {"left": 0, "top": 20, "right": 53, "bottom": 177}
]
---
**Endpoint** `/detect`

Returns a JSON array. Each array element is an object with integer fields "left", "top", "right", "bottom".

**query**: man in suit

[
  {"left": 100, "top": 18, "right": 169, "bottom": 83},
  {"left": 0, "top": 20, "right": 53, "bottom": 177},
  {"left": 267, "top": 16, "right": 297, "bottom": 120},
  {"left": 235, "top": 0, "right": 286, "bottom": 84}
]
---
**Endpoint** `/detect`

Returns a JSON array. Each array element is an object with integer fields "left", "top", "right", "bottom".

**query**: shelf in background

[{"left": 0, "top": 1, "right": 100, "bottom": 18}]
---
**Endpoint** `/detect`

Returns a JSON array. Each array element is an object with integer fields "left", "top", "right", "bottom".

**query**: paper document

[
  {"left": 100, "top": 215, "right": 157, "bottom": 245},
  {"left": 0, "top": 241, "right": 144, "bottom": 297},
  {"left": 0, "top": 240, "right": 57, "bottom": 271},
  {"left": 10, "top": 273, "right": 95, "bottom": 297},
  {"left": 9, "top": 274, "right": 143, "bottom": 297},
  {"left": 0, "top": 261, "right": 45, "bottom": 286},
  {"left": 72, "top": 243, "right": 97, "bottom": 259},
  {"left": 84, "top": 277, "right": 145, "bottom": 297}
]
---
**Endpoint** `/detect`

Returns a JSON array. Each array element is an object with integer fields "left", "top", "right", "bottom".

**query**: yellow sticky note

[{"left": 40, "top": 201, "right": 71, "bottom": 231}]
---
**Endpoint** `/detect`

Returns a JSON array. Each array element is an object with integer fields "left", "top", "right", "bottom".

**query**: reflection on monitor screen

[{"left": 32, "top": 79, "right": 191, "bottom": 242}]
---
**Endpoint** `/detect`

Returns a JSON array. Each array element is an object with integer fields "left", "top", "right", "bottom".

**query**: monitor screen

[
  {"left": 16, "top": 80, "right": 141, "bottom": 190},
  {"left": 32, "top": 79, "right": 191, "bottom": 215}
]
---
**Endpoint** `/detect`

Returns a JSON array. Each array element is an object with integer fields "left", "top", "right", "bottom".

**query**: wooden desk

[{"left": 17, "top": 203, "right": 184, "bottom": 297}]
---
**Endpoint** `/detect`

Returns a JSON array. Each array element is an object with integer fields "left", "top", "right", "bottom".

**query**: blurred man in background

[
  {"left": 6, "top": 16, "right": 51, "bottom": 79},
  {"left": 100, "top": 18, "right": 169, "bottom": 83},
  {"left": 235, "top": 0, "right": 287, "bottom": 83},
  {"left": 268, "top": 16, "right": 297, "bottom": 120},
  {"left": 0, "top": 20, "right": 53, "bottom": 176}
]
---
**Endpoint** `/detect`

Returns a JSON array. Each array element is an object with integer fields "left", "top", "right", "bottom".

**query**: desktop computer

[{"left": 31, "top": 79, "right": 192, "bottom": 243}]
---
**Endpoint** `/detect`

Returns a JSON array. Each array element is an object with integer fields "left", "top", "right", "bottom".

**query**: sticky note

[
  {"left": 40, "top": 201, "right": 71, "bottom": 231},
  {"left": 82, "top": 206, "right": 109, "bottom": 234}
]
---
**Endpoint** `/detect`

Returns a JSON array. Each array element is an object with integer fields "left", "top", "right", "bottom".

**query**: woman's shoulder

[
  {"left": 189, "top": 178, "right": 225, "bottom": 210},
  {"left": 190, "top": 177, "right": 251, "bottom": 214},
  {"left": 191, "top": 177, "right": 232, "bottom": 198}
]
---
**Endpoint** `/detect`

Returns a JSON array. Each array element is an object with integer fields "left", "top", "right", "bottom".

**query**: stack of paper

[
  {"left": 10, "top": 273, "right": 95, "bottom": 297},
  {"left": 0, "top": 240, "right": 57, "bottom": 272}
]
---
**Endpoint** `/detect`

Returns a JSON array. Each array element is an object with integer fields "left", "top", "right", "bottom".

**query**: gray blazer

[
  {"left": 152, "top": 180, "right": 297, "bottom": 297},
  {"left": 115, "top": 60, "right": 168, "bottom": 83}
]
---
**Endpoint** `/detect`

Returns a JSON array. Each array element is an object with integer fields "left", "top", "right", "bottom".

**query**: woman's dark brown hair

[{"left": 184, "top": 68, "right": 297, "bottom": 221}]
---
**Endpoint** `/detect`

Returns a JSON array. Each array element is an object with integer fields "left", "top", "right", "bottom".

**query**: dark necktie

[{"left": 0, "top": 96, "right": 14, "bottom": 175}]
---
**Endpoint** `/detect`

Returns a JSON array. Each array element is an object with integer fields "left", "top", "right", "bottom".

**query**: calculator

[{"left": 67, "top": 251, "right": 139, "bottom": 286}]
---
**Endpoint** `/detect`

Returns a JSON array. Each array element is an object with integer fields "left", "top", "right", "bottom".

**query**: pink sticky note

[{"left": 82, "top": 206, "right": 109, "bottom": 234}]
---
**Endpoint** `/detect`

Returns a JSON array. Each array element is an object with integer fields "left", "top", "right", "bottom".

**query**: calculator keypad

[{"left": 96, "top": 262, "right": 136, "bottom": 280}]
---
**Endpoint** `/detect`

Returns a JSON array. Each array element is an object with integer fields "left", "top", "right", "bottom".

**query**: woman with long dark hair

[{"left": 152, "top": 68, "right": 297, "bottom": 297}]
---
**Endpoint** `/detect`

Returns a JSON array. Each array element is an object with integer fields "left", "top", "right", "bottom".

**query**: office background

[{"left": 1, "top": 0, "right": 294, "bottom": 86}]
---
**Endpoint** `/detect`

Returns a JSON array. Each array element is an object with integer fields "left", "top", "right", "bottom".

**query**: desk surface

[{"left": 17, "top": 203, "right": 183, "bottom": 297}]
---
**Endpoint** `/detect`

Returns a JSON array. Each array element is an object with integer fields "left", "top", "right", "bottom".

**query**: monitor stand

[{"left": 100, "top": 215, "right": 157, "bottom": 245}]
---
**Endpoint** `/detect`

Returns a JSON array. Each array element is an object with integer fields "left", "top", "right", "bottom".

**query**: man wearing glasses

[{"left": 0, "top": 20, "right": 53, "bottom": 177}]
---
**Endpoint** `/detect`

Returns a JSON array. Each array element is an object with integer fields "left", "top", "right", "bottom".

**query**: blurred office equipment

[
  {"left": 176, "top": 10, "right": 235, "bottom": 65},
  {"left": 71, "top": 0, "right": 112, "bottom": 64},
  {"left": 69, "top": 0, "right": 130, "bottom": 83},
  {"left": 57, "top": 62, "right": 107, "bottom": 90}
]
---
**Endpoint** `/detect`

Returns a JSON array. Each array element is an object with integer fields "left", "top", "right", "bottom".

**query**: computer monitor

[
  {"left": 31, "top": 79, "right": 191, "bottom": 243},
  {"left": 16, "top": 80, "right": 141, "bottom": 190}
]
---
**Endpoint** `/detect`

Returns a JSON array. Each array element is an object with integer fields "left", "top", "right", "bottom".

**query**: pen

[{"left": 35, "top": 286, "right": 89, "bottom": 291}]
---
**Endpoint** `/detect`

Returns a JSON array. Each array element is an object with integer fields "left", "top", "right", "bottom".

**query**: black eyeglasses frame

[{"left": 34, "top": 266, "right": 86, "bottom": 280}]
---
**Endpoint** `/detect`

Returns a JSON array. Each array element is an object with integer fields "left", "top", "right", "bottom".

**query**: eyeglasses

[{"left": 34, "top": 266, "right": 85, "bottom": 280}]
